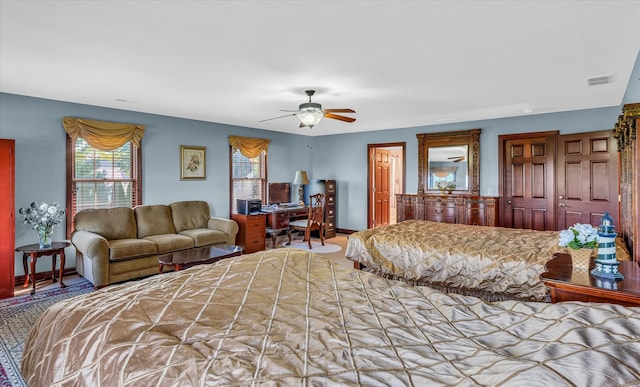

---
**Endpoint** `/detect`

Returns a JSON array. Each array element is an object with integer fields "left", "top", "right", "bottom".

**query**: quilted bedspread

[
  {"left": 345, "top": 221, "right": 582, "bottom": 302},
  {"left": 22, "top": 248, "right": 640, "bottom": 386}
]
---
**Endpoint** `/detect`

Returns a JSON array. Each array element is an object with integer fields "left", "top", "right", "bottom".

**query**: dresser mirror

[{"left": 417, "top": 128, "right": 481, "bottom": 195}]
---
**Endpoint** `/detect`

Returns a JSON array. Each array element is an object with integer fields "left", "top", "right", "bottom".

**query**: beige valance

[
  {"left": 228, "top": 135, "right": 271, "bottom": 158},
  {"left": 63, "top": 117, "right": 146, "bottom": 151}
]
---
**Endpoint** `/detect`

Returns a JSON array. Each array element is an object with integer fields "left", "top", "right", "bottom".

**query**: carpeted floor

[{"left": 0, "top": 278, "right": 94, "bottom": 387}]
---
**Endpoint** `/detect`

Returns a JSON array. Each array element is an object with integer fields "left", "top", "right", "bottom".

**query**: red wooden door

[
  {"left": 374, "top": 149, "right": 391, "bottom": 227},
  {"left": 556, "top": 130, "right": 618, "bottom": 229},
  {"left": 0, "top": 139, "right": 15, "bottom": 299},
  {"left": 501, "top": 132, "right": 557, "bottom": 231}
]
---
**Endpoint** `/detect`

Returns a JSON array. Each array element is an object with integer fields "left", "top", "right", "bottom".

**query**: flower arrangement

[
  {"left": 186, "top": 154, "right": 201, "bottom": 172},
  {"left": 558, "top": 223, "right": 599, "bottom": 250},
  {"left": 436, "top": 181, "right": 456, "bottom": 193},
  {"left": 18, "top": 201, "right": 66, "bottom": 229}
]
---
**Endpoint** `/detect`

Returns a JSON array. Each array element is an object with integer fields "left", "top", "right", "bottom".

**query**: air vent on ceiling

[{"left": 587, "top": 74, "right": 612, "bottom": 86}]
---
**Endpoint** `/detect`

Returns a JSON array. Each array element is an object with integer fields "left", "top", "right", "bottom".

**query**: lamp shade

[
  {"left": 297, "top": 103, "right": 324, "bottom": 128},
  {"left": 293, "top": 170, "right": 310, "bottom": 185}
]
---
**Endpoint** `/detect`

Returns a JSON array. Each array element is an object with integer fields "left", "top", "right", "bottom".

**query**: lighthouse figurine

[{"left": 591, "top": 212, "right": 624, "bottom": 280}]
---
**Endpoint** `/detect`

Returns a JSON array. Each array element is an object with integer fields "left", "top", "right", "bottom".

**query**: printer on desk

[{"left": 236, "top": 199, "right": 262, "bottom": 215}]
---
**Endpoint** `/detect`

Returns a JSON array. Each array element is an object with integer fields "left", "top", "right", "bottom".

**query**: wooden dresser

[
  {"left": 231, "top": 214, "right": 266, "bottom": 254},
  {"left": 397, "top": 194, "right": 499, "bottom": 227}
]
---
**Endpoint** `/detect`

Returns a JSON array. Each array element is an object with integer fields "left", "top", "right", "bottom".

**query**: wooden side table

[
  {"left": 540, "top": 253, "right": 640, "bottom": 307},
  {"left": 15, "top": 241, "right": 71, "bottom": 295}
]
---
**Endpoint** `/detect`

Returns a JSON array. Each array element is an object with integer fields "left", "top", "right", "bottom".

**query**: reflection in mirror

[{"left": 427, "top": 145, "right": 468, "bottom": 191}]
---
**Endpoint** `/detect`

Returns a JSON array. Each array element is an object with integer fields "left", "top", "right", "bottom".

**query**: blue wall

[
  {"left": 0, "top": 93, "right": 313, "bottom": 275},
  {"left": 1, "top": 49, "right": 638, "bottom": 275}
]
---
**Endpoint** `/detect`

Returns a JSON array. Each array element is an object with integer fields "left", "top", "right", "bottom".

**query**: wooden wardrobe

[
  {"left": 614, "top": 102, "right": 640, "bottom": 261},
  {"left": 0, "top": 139, "right": 15, "bottom": 299}
]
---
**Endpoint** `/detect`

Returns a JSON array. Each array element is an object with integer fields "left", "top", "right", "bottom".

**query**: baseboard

[
  {"left": 14, "top": 267, "right": 78, "bottom": 287},
  {"left": 336, "top": 228, "right": 357, "bottom": 235}
]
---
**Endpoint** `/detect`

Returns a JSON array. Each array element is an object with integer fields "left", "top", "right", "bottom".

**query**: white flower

[
  {"left": 18, "top": 201, "right": 66, "bottom": 229},
  {"left": 558, "top": 223, "right": 599, "bottom": 250},
  {"left": 558, "top": 229, "right": 574, "bottom": 246}
]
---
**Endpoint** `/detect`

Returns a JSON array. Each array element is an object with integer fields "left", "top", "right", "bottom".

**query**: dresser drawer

[
  {"left": 466, "top": 207, "right": 485, "bottom": 226},
  {"left": 426, "top": 205, "right": 456, "bottom": 218},
  {"left": 244, "top": 239, "right": 265, "bottom": 254},
  {"left": 267, "top": 212, "right": 289, "bottom": 229}
]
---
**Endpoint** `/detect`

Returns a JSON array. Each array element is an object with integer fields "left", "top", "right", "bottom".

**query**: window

[
  {"left": 230, "top": 150, "right": 266, "bottom": 214},
  {"left": 63, "top": 117, "right": 144, "bottom": 236},
  {"left": 228, "top": 135, "right": 271, "bottom": 214}
]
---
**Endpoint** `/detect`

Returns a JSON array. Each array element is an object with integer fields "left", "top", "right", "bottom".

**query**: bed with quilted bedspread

[
  {"left": 345, "top": 220, "right": 631, "bottom": 302},
  {"left": 21, "top": 248, "right": 640, "bottom": 386}
]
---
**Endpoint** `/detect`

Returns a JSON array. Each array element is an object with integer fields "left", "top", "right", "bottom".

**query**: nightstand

[{"left": 540, "top": 253, "right": 640, "bottom": 307}]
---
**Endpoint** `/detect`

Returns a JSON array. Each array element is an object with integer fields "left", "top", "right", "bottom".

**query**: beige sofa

[{"left": 71, "top": 200, "right": 238, "bottom": 288}]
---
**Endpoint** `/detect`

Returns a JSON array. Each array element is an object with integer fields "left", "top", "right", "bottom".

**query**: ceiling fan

[
  {"left": 259, "top": 90, "right": 356, "bottom": 128},
  {"left": 447, "top": 156, "right": 466, "bottom": 163}
]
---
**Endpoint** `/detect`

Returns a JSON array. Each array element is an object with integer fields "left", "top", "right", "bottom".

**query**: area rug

[
  {"left": 0, "top": 279, "right": 94, "bottom": 387},
  {"left": 286, "top": 241, "right": 343, "bottom": 253}
]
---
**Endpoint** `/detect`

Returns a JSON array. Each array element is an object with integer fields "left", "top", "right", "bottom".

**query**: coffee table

[
  {"left": 540, "top": 253, "right": 640, "bottom": 307},
  {"left": 158, "top": 244, "right": 243, "bottom": 273}
]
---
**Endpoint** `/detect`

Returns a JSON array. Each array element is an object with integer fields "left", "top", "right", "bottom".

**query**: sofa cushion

[
  {"left": 179, "top": 228, "right": 228, "bottom": 247},
  {"left": 108, "top": 239, "right": 157, "bottom": 262},
  {"left": 74, "top": 207, "right": 137, "bottom": 240},
  {"left": 134, "top": 205, "right": 176, "bottom": 238},
  {"left": 170, "top": 200, "right": 210, "bottom": 233},
  {"left": 143, "top": 234, "right": 194, "bottom": 254}
]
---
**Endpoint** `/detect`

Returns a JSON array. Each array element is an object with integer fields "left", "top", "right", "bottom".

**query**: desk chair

[{"left": 287, "top": 193, "right": 325, "bottom": 249}]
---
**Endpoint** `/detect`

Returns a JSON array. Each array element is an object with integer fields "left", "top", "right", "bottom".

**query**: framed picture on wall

[{"left": 180, "top": 145, "right": 206, "bottom": 180}]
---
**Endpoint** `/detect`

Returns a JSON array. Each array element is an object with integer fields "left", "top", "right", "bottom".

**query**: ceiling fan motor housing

[{"left": 299, "top": 102, "right": 322, "bottom": 112}]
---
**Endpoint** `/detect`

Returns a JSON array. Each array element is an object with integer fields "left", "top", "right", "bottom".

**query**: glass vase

[{"left": 36, "top": 225, "right": 54, "bottom": 249}]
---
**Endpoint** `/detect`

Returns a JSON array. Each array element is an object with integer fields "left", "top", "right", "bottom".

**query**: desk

[
  {"left": 540, "top": 253, "right": 640, "bottom": 307},
  {"left": 15, "top": 242, "right": 70, "bottom": 295},
  {"left": 261, "top": 206, "right": 308, "bottom": 247}
]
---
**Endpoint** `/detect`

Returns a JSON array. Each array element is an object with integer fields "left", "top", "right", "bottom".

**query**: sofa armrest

[
  {"left": 71, "top": 230, "right": 110, "bottom": 286},
  {"left": 208, "top": 217, "right": 239, "bottom": 245}
]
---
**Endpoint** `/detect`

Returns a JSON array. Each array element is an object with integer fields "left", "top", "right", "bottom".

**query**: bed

[
  {"left": 21, "top": 248, "right": 640, "bottom": 386},
  {"left": 345, "top": 220, "right": 631, "bottom": 303}
]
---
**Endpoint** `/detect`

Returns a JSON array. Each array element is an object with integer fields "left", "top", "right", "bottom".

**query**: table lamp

[
  {"left": 293, "top": 170, "right": 309, "bottom": 206},
  {"left": 591, "top": 212, "right": 623, "bottom": 280}
]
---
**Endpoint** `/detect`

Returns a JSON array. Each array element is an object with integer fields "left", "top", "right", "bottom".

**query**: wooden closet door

[
  {"left": 500, "top": 132, "right": 557, "bottom": 231},
  {"left": 0, "top": 139, "right": 15, "bottom": 299},
  {"left": 556, "top": 130, "right": 618, "bottom": 230}
]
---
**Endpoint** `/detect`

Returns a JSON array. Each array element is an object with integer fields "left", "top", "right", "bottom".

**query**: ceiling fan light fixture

[{"left": 297, "top": 102, "right": 324, "bottom": 127}]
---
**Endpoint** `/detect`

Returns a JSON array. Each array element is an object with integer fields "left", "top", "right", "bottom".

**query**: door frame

[{"left": 367, "top": 142, "right": 406, "bottom": 229}]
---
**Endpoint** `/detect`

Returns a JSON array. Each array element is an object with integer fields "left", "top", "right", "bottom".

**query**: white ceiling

[{"left": 1, "top": 1, "right": 639, "bottom": 136}]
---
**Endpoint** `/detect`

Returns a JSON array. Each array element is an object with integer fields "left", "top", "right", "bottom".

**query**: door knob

[
  {"left": 506, "top": 200, "right": 512, "bottom": 204},
  {"left": 559, "top": 203, "right": 568, "bottom": 207}
]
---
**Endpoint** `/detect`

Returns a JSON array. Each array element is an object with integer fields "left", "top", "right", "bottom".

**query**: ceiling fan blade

[
  {"left": 279, "top": 109, "right": 299, "bottom": 113},
  {"left": 324, "top": 108, "right": 355, "bottom": 113},
  {"left": 259, "top": 113, "right": 296, "bottom": 123},
  {"left": 324, "top": 112, "right": 356, "bottom": 123}
]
